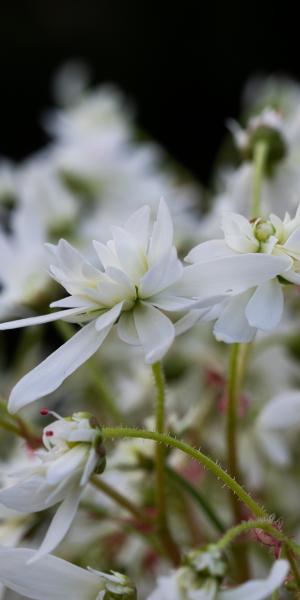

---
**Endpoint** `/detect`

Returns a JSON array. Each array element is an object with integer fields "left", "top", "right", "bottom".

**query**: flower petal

[
  {"left": 0, "top": 476, "right": 63, "bottom": 513},
  {"left": 148, "top": 199, "right": 173, "bottom": 266},
  {"left": 245, "top": 279, "right": 284, "bottom": 331},
  {"left": 117, "top": 311, "right": 140, "bottom": 346},
  {"left": 0, "top": 307, "right": 85, "bottom": 331},
  {"left": 95, "top": 302, "right": 124, "bottom": 331},
  {"left": 8, "top": 320, "right": 112, "bottom": 413},
  {"left": 174, "top": 254, "right": 291, "bottom": 300},
  {"left": 219, "top": 560, "right": 289, "bottom": 600},
  {"left": 214, "top": 292, "right": 256, "bottom": 343},
  {"left": 0, "top": 547, "right": 101, "bottom": 599},
  {"left": 124, "top": 205, "right": 151, "bottom": 251},
  {"left": 140, "top": 248, "right": 182, "bottom": 298},
  {"left": 185, "top": 239, "right": 237, "bottom": 263},
  {"left": 29, "top": 486, "right": 83, "bottom": 562},
  {"left": 133, "top": 302, "right": 175, "bottom": 364}
]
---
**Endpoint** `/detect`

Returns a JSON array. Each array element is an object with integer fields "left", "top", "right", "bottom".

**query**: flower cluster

[{"left": 2, "top": 66, "right": 300, "bottom": 599}]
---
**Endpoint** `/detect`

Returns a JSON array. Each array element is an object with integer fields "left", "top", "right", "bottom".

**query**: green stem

[
  {"left": 91, "top": 475, "right": 152, "bottom": 524},
  {"left": 165, "top": 465, "right": 226, "bottom": 533},
  {"left": 226, "top": 343, "right": 241, "bottom": 485},
  {"left": 101, "top": 427, "right": 267, "bottom": 519},
  {"left": 251, "top": 140, "right": 268, "bottom": 219},
  {"left": 226, "top": 343, "right": 250, "bottom": 579},
  {"left": 151, "top": 362, "right": 180, "bottom": 566}
]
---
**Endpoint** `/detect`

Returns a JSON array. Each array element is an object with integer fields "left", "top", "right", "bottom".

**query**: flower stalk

[{"left": 251, "top": 140, "right": 269, "bottom": 218}]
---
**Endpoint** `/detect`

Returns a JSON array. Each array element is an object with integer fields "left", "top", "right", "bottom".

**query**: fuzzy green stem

[
  {"left": 226, "top": 343, "right": 250, "bottom": 579},
  {"left": 151, "top": 362, "right": 180, "bottom": 565},
  {"left": 216, "top": 519, "right": 296, "bottom": 553},
  {"left": 101, "top": 427, "right": 267, "bottom": 519},
  {"left": 251, "top": 140, "right": 268, "bottom": 219}
]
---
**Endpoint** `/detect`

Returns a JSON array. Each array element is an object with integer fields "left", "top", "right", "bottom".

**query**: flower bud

[{"left": 253, "top": 218, "right": 276, "bottom": 242}]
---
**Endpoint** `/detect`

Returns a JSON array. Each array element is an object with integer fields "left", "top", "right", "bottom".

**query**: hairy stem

[
  {"left": 151, "top": 362, "right": 180, "bottom": 565},
  {"left": 101, "top": 427, "right": 267, "bottom": 519}
]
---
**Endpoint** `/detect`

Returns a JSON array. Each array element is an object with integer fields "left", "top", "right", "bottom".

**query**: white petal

[
  {"left": 0, "top": 307, "right": 85, "bottom": 331},
  {"left": 46, "top": 445, "right": 88, "bottom": 485},
  {"left": 283, "top": 227, "right": 300, "bottom": 254},
  {"left": 0, "top": 547, "right": 101, "bottom": 599},
  {"left": 257, "top": 391, "right": 300, "bottom": 430},
  {"left": 112, "top": 226, "right": 147, "bottom": 283},
  {"left": 93, "top": 240, "right": 119, "bottom": 270},
  {"left": 30, "top": 486, "right": 83, "bottom": 562},
  {"left": 50, "top": 296, "right": 96, "bottom": 309},
  {"left": 80, "top": 448, "right": 98, "bottom": 486},
  {"left": 245, "top": 279, "right": 284, "bottom": 331},
  {"left": 150, "top": 293, "right": 197, "bottom": 311},
  {"left": 221, "top": 212, "right": 258, "bottom": 253},
  {"left": 124, "top": 205, "right": 151, "bottom": 251},
  {"left": 185, "top": 240, "right": 237, "bottom": 263},
  {"left": 95, "top": 302, "right": 124, "bottom": 331},
  {"left": 140, "top": 248, "right": 182, "bottom": 298},
  {"left": 219, "top": 560, "right": 289, "bottom": 600},
  {"left": 174, "top": 255, "right": 291, "bottom": 300},
  {"left": 117, "top": 311, "right": 140, "bottom": 345},
  {"left": 133, "top": 302, "right": 175, "bottom": 364},
  {"left": 0, "top": 476, "right": 62, "bottom": 513},
  {"left": 8, "top": 320, "right": 112, "bottom": 413},
  {"left": 174, "top": 310, "right": 206, "bottom": 336},
  {"left": 148, "top": 199, "right": 173, "bottom": 266},
  {"left": 214, "top": 292, "right": 256, "bottom": 343}
]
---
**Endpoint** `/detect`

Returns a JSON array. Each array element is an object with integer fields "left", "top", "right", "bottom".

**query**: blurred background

[{"left": 0, "top": 0, "right": 297, "bottom": 185}]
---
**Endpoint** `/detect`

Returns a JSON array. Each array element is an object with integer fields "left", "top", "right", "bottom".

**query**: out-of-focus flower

[
  {"left": 186, "top": 207, "right": 299, "bottom": 342},
  {"left": 147, "top": 545, "right": 288, "bottom": 599},
  {"left": 0, "top": 200, "right": 220, "bottom": 413},
  {"left": 0, "top": 412, "right": 105, "bottom": 560},
  {"left": 0, "top": 206, "right": 49, "bottom": 318},
  {"left": 0, "top": 546, "right": 136, "bottom": 599}
]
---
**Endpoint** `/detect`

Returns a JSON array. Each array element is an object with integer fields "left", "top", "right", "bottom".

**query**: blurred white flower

[
  {"left": 0, "top": 206, "right": 49, "bottom": 318},
  {"left": 186, "top": 207, "right": 298, "bottom": 342},
  {"left": 0, "top": 547, "right": 136, "bottom": 599},
  {"left": 0, "top": 412, "right": 105, "bottom": 561},
  {"left": 147, "top": 546, "right": 288, "bottom": 600}
]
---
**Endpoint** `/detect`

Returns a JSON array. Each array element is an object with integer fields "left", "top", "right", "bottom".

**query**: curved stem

[
  {"left": 251, "top": 140, "right": 268, "bottom": 219},
  {"left": 151, "top": 362, "right": 180, "bottom": 565},
  {"left": 226, "top": 343, "right": 241, "bottom": 485},
  {"left": 216, "top": 519, "right": 298, "bottom": 554},
  {"left": 101, "top": 427, "right": 267, "bottom": 519}
]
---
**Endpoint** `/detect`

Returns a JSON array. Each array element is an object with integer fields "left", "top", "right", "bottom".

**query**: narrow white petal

[
  {"left": 30, "top": 486, "right": 83, "bottom": 562},
  {"left": 150, "top": 293, "right": 197, "bottom": 311},
  {"left": 214, "top": 292, "right": 256, "bottom": 343},
  {"left": 0, "top": 547, "right": 101, "bottom": 599},
  {"left": 139, "top": 248, "right": 182, "bottom": 298},
  {"left": 8, "top": 320, "right": 111, "bottom": 413},
  {"left": 174, "top": 255, "right": 291, "bottom": 300},
  {"left": 0, "top": 307, "right": 85, "bottom": 331},
  {"left": 133, "top": 302, "right": 175, "bottom": 364},
  {"left": 148, "top": 198, "right": 173, "bottom": 266},
  {"left": 124, "top": 205, "right": 151, "bottom": 251},
  {"left": 174, "top": 310, "right": 205, "bottom": 336},
  {"left": 93, "top": 240, "right": 119, "bottom": 270},
  {"left": 245, "top": 279, "right": 284, "bottom": 331},
  {"left": 219, "top": 560, "right": 289, "bottom": 600},
  {"left": 50, "top": 296, "right": 95, "bottom": 309},
  {"left": 185, "top": 240, "right": 237, "bottom": 263},
  {"left": 95, "top": 302, "right": 124, "bottom": 331},
  {"left": 0, "top": 476, "right": 60, "bottom": 513},
  {"left": 112, "top": 226, "right": 147, "bottom": 282},
  {"left": 117, "top": 311, "right": 140, "bottom": 345},
  {"left": 257, "top": 391, "right": 300, "bottom": 430},
  {"left": 46, "top": 445, "right": 88, "bottom": 485}
]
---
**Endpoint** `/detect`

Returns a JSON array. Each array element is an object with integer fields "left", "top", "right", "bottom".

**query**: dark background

[{"left": 0, "top": 0, "right": 298, "bottom": 184}]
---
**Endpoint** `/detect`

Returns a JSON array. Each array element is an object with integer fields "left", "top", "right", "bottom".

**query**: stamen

[
  {"left": 45, "top": 430, "right": 54, "bottom": 437},
  {"left": 40, "top": 408, "right": 49, "bottom": 416}
]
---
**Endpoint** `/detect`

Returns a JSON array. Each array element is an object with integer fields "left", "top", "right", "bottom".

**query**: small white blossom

[
  {"left": 0, "top": 412, "right": 105, "bottom": 561},
  {"left": 186, "top": 207, "right": 299, "bottom": 342}
]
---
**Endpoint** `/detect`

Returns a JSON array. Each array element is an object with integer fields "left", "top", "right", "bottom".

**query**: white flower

[
  {"left": 0, "top": 206, "right": 49, "bottom": 318},
  {"left": 147, "top": 547, "right": 289, "bottom": 600},
  {"left": 0, "top": 412, "right": 105, "bottom": 561},
  {"left": 214, "top": 103, "right": 300, "bottom": 220},
  {"left": 0, "top": 546, "right": 136, "bottom": 599},
  {"left": 0, "top": 199, "right": 221, "bottom": 413},
  {"left": 186, "top": 207, "right": 298, "bottom": 342}
]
